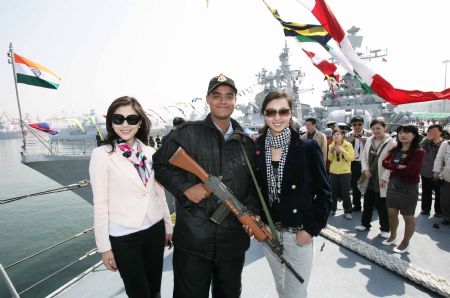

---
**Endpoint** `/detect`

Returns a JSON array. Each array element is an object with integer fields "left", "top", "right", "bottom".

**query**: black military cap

[{"left": 207, "top": 73, "right": 237, "bottom": 95}]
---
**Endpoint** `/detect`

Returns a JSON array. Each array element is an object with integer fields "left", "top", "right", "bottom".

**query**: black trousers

[
  {"left": 360, "top": 189, "right": 389, "bottom": 232},
  {"left": 421, "top": 176, "right": 441, "bottom": 214},
  {"left": 110, "top": 220, "right": 165, "bottom": 298},
  {"left": 330, "top": 173, "right": 352, "bottom": 213},
  {"left": 351, "top": 161, "right": 362, "bottom": 208},
  {"left": 173, "top": 248, "right": 245, "bottom": 298}
]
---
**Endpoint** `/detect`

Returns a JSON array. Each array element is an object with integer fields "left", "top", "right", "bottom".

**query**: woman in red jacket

[{"left": 381, "top": 125, "right": 425, "bottom": 254}]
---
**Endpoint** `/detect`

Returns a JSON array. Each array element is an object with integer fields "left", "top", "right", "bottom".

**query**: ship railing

[
  {"left": 48, "top": 137, "right": 98, "bottom": 156},
  {"left": 0, "top": 180, "right": 90, "bottom": 205},
  {"left": 21, "top": 121, "right": 98, "bottom": 157},
  {"left": 22, "top": 121, "right": 61, "bottom": 156},
  {"left": 0, "top": 181, "right": 96, "bottom": 297},
  {"left": 0, "top": 228, "right": 97, "bottom": 298}
]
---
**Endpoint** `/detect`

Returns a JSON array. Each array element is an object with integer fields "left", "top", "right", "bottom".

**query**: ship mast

[
  {"left": 256, "top": 41, "right": 306, "bottom": 121},
  {"left": 7, "top": 42, "right": 26, "bottom": 151}
]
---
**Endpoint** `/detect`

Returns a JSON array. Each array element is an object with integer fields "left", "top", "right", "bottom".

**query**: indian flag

[{"left": 14, "top": 53, "right": 61, "bottom": 89}]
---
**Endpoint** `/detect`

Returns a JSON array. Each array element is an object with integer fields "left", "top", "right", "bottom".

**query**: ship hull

[{"left": 21, "top": 154, "right": 93, "bottom": 204}]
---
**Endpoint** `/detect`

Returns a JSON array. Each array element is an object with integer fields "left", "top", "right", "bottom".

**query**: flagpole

[
  {"left": 8, "top": 42, "right": 26, "bottom": 151},
  {"left": 443, "top": 59, "right": 449, "bottom": 113}
]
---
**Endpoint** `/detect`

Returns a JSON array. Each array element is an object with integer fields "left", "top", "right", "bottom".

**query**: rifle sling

[{"left": 240, "top": 143, "right": 280, "bottom": 243}]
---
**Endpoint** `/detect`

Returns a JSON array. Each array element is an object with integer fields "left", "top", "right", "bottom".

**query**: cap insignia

[{"left": 217, "top": 73, "right": 227, "bottom": 82}]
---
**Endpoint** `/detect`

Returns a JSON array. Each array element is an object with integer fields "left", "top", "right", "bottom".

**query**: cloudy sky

[{"left": 1, "top": 0, "right": 449, "bottom": 119}]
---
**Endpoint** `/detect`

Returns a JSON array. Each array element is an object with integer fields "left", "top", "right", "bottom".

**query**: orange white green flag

[{"left": 14, "top": 53, "right": 61, "bottom": 89}]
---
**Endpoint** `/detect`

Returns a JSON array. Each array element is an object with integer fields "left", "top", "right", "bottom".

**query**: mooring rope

[
  {"left": 0, "top": 180, "right": 90, "bottom": 204},
  {"left": 320, "top": 224, "right": 450, "bottom": 297}
]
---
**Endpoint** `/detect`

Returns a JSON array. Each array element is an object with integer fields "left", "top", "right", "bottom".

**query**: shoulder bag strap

[{"left": 368, "top": 140, "right": 390, "bottom": 172}]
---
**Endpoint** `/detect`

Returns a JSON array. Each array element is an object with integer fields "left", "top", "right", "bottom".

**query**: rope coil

[{"left": 321, "top": 224, "right": 450, "bottom": 297}]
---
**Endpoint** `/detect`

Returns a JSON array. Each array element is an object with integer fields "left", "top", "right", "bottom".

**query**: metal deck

[{"left": 51, "top": 206, "right": 449, "bottom": 298}]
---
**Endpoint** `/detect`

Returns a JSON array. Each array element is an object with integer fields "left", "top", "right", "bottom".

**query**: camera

[{"left": 354, "top": 133, "right": 362, "bottom": 138}]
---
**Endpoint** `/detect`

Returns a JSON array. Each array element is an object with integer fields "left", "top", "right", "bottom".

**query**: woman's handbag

[{"left": 357, "top": 169, "right": 372, "bottom": 195}]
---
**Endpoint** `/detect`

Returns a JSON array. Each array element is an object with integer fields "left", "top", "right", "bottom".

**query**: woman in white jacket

[
  {"left": 355, "top": 119, "right": 394, "bottom": 238},
  {"left": 90, "top": 96, "right": 173, "bottom": 298},
  {"left": 433, "top": 138, "right": 450, "bottom": 225}
]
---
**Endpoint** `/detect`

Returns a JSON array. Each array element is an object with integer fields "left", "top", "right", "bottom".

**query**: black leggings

[{"left": 110, "top": 219, "right": 165, "bottom": 298}]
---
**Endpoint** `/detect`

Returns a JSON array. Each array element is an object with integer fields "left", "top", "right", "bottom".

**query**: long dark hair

[
  {"left": 104, "top": 96, "right": 151, "bottom": 152},
  {"left": 390, "top": 124, "right": 421, "bottom": 154},
  {"left": 260, "top": 91, "right": 296, "bottom": 134}
]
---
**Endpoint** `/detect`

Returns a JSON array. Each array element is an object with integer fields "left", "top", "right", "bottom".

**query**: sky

[{"left": 1, "top": 0, "right": 450, "bottom": 120}]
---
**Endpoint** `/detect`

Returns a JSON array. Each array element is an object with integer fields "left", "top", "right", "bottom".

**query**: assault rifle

[{"left": 169, "top": 147, "right": 304, "bottom": 283}]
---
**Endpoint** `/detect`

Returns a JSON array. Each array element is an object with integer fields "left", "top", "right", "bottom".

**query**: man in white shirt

[{"left": 345, "top": 116, "right": 372, "bottom": 211}]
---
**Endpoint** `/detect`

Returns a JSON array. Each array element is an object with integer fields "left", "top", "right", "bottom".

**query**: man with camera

[{"left": 346, "top": 116, "right": 372, "bottom": 212}]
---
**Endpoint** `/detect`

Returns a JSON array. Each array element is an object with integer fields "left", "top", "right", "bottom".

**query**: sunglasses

[
  {"left": 111, "top": 114, "right": 141, "bottom": 125},
  {"left": 352, "top": 123, "right": 363, "bottom": 127},
  {"left": 264, "top": 108, "right": 291, "bottom": 118}
]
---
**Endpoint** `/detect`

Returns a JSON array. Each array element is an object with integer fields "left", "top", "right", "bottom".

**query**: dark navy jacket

[{"left": 254, "top": 129, "right": 332, "bottom": 236}]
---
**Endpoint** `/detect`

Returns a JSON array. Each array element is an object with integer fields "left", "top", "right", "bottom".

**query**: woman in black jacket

[{"left": 253, "top": 91, "right": 332, "bottom": 297}]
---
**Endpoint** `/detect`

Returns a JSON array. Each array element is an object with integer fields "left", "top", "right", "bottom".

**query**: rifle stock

[
  {"left": 168, "top": 147, "right": 271, "bottom": 241},
  {"left": 169, "top": 147, "right": 209, "bottom": 182},
  {"left": 222, "top": 199, "right": 272, "bottom": 242}
]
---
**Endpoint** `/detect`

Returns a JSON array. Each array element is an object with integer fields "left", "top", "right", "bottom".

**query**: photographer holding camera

[{"left": 346, "top": 116, "right": 372, "bottom": 212}]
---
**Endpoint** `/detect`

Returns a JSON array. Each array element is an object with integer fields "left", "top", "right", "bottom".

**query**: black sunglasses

[
  {"left": 111, "top": 114, "right": 141, "bottom": 125},
  {"left": 264, "top": 108, "right": 291, "bottom": 118}
]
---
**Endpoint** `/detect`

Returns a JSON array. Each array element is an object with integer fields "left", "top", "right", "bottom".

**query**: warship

[
  {"left": 17, "top": 27, "right": 423, "bottom": 204},
  {"left": 241, "top": 27, "right": 418, "bottom": 133},
  {"left": 3, "top": 30, "right": 450, "bottom": 298}
]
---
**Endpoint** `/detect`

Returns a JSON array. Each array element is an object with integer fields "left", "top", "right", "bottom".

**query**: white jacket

[
  {"left": 89, "top": 140, "right": 173, "bottom": 252},
  {"left": 360, "top": 134, "right": 394, "bottom": 197},
  {"left": 433, "top": 140, "right": 450, "bottom": 182}
]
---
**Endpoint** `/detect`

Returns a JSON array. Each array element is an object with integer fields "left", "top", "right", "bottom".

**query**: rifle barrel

[{"left": 264, "top": 240, "right": 304, "bottom": 283}]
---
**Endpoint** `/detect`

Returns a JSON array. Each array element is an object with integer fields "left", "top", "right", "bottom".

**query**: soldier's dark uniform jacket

[{"left": 152, "top": 114, "right": 259, "bottom": 261}]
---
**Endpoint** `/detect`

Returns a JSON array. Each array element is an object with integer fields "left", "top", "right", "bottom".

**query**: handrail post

[{"left": 0, "top": 263, "right": 20, "bottom": 298}]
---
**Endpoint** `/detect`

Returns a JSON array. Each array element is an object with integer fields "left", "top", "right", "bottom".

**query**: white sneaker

[
  {"left": 344, "top": 213, "right": 352, "bottom": 220},
  {"left": 355, "top": 225, "right": 367, "bottom": 231},
  {"left": 379, "top": 232, "right": 390, "bottom": 239}
]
